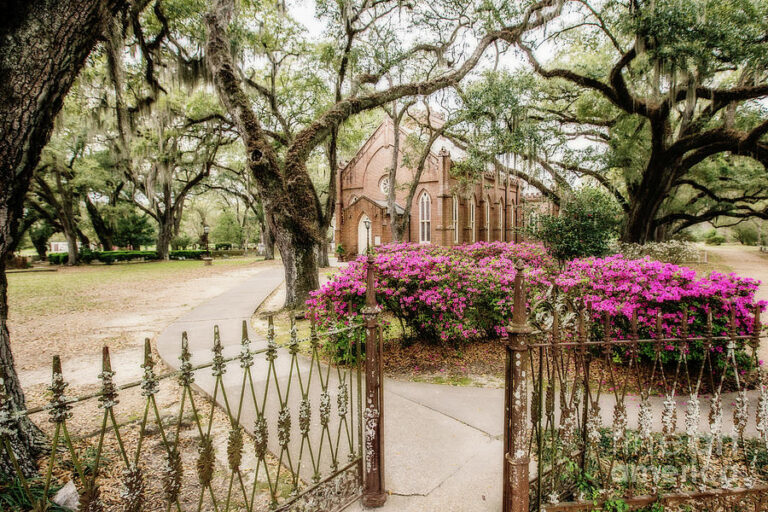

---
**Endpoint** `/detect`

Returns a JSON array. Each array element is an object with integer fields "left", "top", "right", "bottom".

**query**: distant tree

[
  {"left": 530, "top": 187, "right": 623, "bottom": 262},
  {"left": 124, "top": 95, "right": 230, "bottom": 259},
  {"left": 111, "top": 209, "right": 156, "bottom": 249},
  {"left": 212, "top": 210, "right": 244, "bottom": 248},
  {"left": 732, "top": 223, "right": 760, "bottom": 246},
  {"left": 515, "top": 0, "right": 768, "bottom": 242},
  {"left": 28, "top": 220, "right": 56, "bottom": 260}
]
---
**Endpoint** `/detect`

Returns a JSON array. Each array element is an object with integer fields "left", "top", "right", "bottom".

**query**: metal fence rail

[
  {"left": 502, "top": 266, "right": 768, "bottom": 512},
  {"left": 0, "top": 317, "right": 369, "bottom": 512}
]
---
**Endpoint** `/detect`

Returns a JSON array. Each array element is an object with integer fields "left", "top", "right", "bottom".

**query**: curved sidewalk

[{"left": 154, "top": 265, "right": 507, "bottom": 511}]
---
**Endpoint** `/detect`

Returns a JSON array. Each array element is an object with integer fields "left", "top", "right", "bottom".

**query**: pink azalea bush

[
  {"left": 555, "top": 254, "right": 767, "bottom": 367},
  {"left": 307, "top": 242, "right": 554, "bottom": 342},
  {"left": 308, "top": 242, "right": 765, "bottom": 369}
]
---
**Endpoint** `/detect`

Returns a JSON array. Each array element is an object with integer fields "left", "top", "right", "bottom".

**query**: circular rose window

[{"left": 379, "top": 176, "right": 390, "bottom": 195}]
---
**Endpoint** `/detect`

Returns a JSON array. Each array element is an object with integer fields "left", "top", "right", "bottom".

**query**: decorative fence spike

[
  {"left": 140, "top": 339, "right": 159, "bottom": 397},
  {"left": 162, "top": 448, "right": 182, "bottom": 504},
  {"left": 196, "top": 434, "right": 215, "bottom": 487},
  {"left": 299, "top": 398, "right": 312, "bottom": 436},
  {"left": 267, "top": 315, "right": 277, "bottom": 362},
  {"left": 253, "top": 415, "right": 268, "bottom": 458},
  {"left": 320, "top": 391, "right": 331, "bottom": 427},
  {"left": 661, "top": 394, "right": 677, "bottom": 437},
  {"left": 178, "top": 331, "right": 194, "bottom": 386},
  {"left": 227, "top": 426, "right": 243, "bottom": 472},
  {"left": 120, "top": 464, "right": 145, "bottom": 512},
  {"left": 685, "top": 393, "right": 701, "bottom": 452},
  {"left": 49, "top": 355, "right": 72, "bottom": 424},
  {"left": 212, "top": 324, "right": 226, "bottom": 377},
  {"left": 277, "top": 407, "right": 291, "bottom": 448},
  {"left": 240, "top": 320, "right": 253, "bottom": 368},
  {"left": 98, "top": 347, "right": 118, "bottom": 410}
]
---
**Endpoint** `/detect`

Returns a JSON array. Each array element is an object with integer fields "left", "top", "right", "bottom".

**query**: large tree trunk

[
  {"left": 31, "top": 234, "right": 49, "bottom": 260},
  {"left": 275, "top": 229, "right": 319, "bottom": 309},
  {"left": 0, "top": 259, "right": 45, "bottom": 476},
  {"left": 64, "top": 229, "right": 79, "bottom": 265},
  {"left": 317, "top": 240, "right": 330, "bottom": 267},
  {"left": 84, "top": 196, "right": 114, "bottom": 250},
  {"left": 0, "top": 0, "right": 125, "bottom": 475},
  {"left": 261, "top": 212, "right": 275, "bottom": 260},
  {"left": 621, "top": 162, "right": 673, "bottom": 243},
  {"left": 156, "top": 218, "right": 173, "bottom": 260}
]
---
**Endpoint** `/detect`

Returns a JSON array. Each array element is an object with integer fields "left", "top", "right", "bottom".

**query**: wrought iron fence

[
  {"left": 502, "top": 267, "right": 768, "bottom": 512},
  {"left": 0, "top": 316, "right": 371, "bottom": 512}
]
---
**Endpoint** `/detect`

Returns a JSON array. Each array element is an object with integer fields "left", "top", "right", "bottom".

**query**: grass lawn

[
  {"left": 9, "top": 257, "right": 263, "bottom": 319},
  {"left": 685, "top": 249, "right": 733, "bottom": 274},
  {"left": 7, "top": 256, "right": 273, "bottom": 374}
]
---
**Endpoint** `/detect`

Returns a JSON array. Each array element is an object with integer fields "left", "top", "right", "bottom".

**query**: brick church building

[{"left": 334, "top": 117, "right": 545, "bottom": 258}]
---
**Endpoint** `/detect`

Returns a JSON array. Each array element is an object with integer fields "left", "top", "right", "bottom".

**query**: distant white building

[{"left": 49, "top": 241, "right": 81, "bottom": 253}]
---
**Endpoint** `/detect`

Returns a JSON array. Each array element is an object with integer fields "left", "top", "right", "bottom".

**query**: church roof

[{"left": 349, "top": 195, "right": 405, "bottom": 215}]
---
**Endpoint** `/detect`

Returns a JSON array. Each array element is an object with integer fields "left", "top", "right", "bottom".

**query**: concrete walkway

[
  {"left": 155, "top": 249, "right": 768, "bottom": 512},
  {"left": 155, "top": 266, "right": 508, "bottom": 510}
]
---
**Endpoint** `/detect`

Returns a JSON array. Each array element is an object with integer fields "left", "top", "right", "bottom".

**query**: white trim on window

[
  {"left": 484, "top": 197, "right": 490, "bottom": 241},
  {"left": 498, "top": 198, "right": 504, "bottom": 241},
  {"left": 470, "top": 196, "right": 476, "bottom": 242},
  {"left": 419, "top": 192, "right": 431, "bottom": 243},
  {"left": 452, "top": 195, "right": 459, "bottom": 243}
]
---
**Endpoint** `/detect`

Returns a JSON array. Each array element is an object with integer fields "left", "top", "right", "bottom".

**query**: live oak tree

[
  {"left": 205, "top": 0, "right": 565, "bottom": 307},
  {"left": 516, "top": 0, "right": 768, "bottom": 242},
  {"left": 124, "top": 94, "right": 233, "bottom": 259},
  {"left": 0, "top": 0, "right": 131, "bottom": 476},
  {"left": 445, "top": 70, "right": 572, "bottom": 207}
]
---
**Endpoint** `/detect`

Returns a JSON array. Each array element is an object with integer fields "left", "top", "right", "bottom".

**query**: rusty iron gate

[
  {"left": 0, "top": 256, "right": 386, "bottom": 512},
  {"left": 502, "top": 266, "right": 768, "bottom": 512}
]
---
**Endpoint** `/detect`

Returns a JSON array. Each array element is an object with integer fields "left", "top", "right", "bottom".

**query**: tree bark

[
  {"left": 621, "top": 159, "right": 676, "bottom": 242},
  {"left": 84, "top": 196, "right": 114, "bottom": 250},
  {"left": 65, "top": 228, "right": 79, "bottom": 265},
  {"left": 0, "top": 258, "right": 45, "bottom": 476},
  {"left": 274, "top": 229, "right": 319, "bottom": 309},
  {"left": 317, "top": 240, "right": 330, "bottom": 267},
  {"left": 156, "top": 215, "right": 173, "bottom": 260},
  {"left": 0, "top": 0, "right": 126, "bottom": 475},
  {"left": 262, "top": 217, "right": 275, "bottom": 260}
]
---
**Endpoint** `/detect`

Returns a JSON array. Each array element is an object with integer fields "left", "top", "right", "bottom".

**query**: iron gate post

[
  {"left": 362, "top": 254, "right": 386, "bottom": 507},
  {"left": 504, "top": 262, "right": 531, "bottom": 512}
]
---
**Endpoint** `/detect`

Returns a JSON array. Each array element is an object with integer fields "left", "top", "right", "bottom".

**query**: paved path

[
  {"left": 155, "top": 266, "right": 508, "bottom": 510},
  {"left": 155, "top": 249, "right": 768, "bottom": 512},
  {"left": 706, "top": 245, "right": 768, "bottom": 361}
]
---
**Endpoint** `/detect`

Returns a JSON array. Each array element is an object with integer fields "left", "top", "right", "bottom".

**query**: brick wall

[{"left": 335, "top": 118, "right": 524, "bottom": 258}]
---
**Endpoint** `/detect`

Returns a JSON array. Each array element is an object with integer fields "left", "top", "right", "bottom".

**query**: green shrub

[
  {"left": 705, "top": 235, "right": 726, "bottom": 245},
  {"left": 733, "top": 224, "right": 759, "bottom": 246},
  {"left": 215, "top": 243, "right": 232, "bottom": 250},
  {"left": 703, "top": 229, "right": 725, "bottom": 245},
  {"left": 322, "top": 321, "right": 366, "bottom": 364},
  {"left": 48, "top": 252, "right": 68, "bottom": 264},
  {"left": 172, "top": 233, "right": 195, "bottom": 250},
  {"left": 169, "top": 250, "right": 205, "bottom": 260},
  {"left": 210, "top": 249, "right": 245, "bottom": 257},
  {"left": 49, "top": 250, "right": 204, "bottom": 264},
  {"left": 528, "top": 187, "right": 622, "bottom": 261}
]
